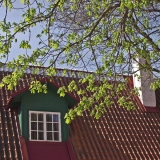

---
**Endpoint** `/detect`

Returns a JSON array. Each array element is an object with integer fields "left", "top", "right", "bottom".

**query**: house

[{"left": 0, "top": 65, "right": 160, "bottom": 160}]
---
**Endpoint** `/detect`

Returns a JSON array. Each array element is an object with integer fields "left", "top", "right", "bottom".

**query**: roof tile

[
  {"left": 0, "top": 107, "right": 22, "bottom": 160},
  {"left": 0, "top": 68, "right": 159, "bottom": 159},
  {"left": 70, "top": 105, "right": 160, "bottom": 159}
]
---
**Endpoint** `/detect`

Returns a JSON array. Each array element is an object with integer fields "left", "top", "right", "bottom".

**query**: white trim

[{"left": 29, "top": 111, "right": 61, "bottom": 142}]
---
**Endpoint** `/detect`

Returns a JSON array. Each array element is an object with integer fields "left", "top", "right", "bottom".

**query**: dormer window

[{"left": 29, "top": 111, "right": 61, "bottom": 141}]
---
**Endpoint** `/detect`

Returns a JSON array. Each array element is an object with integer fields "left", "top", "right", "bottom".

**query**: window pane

[
  {"left": 47, "top": 132, "right": 52, "bottom": 140},
  {"left": 46, "top": 114, "right": 52, "bottom": 122},
  {"left": 31, "top": 113, "right": 37, "bottom": 121},
  {"left": 53, "top": 115, "right": 58, "bottom": 122},
  {"left": 30, "top": 112, "right": 60, "bottom": 141},
  {"left": 38, "top": 113, "right": 43, "bottom": 121},
  {"left": 38, "top": 122, "right": 43, "bottom": 130},
  {"left": 54, "top": 132, "right": 59, "bottom": 141},
  {"left": 47, "top": 123, "right": 52, "bottom": 131},
  {"left": 31, "top": 131, "right": 37, "bottom": 140},
  {"left": 53, "top": 123, "right": 59, "bottom": 131},
  {"left": 38, "top": 132, "right": 44, "bottom": 140},
  {"left": 31, "top": 122, "right": 37, "bottom": 130}
]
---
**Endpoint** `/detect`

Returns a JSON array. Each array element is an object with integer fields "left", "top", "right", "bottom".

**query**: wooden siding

[{"left": 16, "top": 86, "right": 69, "bottom": 142}]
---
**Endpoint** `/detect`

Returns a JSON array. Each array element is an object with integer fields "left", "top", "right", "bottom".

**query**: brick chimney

[{"left": 132, "top": 58, "right": 156, "bottom": 107}]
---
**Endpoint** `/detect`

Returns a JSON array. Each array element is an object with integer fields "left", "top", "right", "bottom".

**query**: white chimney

[{"left": 132, "top": 58, "right": 156, "bottom": 107}]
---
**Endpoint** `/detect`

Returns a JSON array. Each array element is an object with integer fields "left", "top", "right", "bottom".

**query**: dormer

[{"left": 9, "top": 82, "right": 77, "bottom": 142}]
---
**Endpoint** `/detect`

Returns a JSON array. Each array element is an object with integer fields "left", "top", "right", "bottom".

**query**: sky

[
  {"left": 0, "top": 1, "right": 48, "bottom": 65},
  {"left": 0, "top": 1, "right": 97, "bottom": 72},
  {"left": 0, "top": 1, "right": 89, "bottom": 70}
]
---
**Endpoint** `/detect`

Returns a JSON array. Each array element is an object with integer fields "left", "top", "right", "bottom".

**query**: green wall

[{"left": 16, "top": 85, "right": 69, "bottom": 142}]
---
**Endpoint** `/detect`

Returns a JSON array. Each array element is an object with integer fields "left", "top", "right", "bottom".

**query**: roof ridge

[{"left": 0, "top": 62, "right": 94, "bottom": 73}]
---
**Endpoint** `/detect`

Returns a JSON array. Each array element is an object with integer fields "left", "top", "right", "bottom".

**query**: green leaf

[{"left": 51, "top": 41, "right": 59, "bottom": 49}]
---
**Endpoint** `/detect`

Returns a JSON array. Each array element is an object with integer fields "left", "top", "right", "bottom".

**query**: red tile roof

[
  {"left": 0, "top": 67, "right": 87, "bottom": 106},
  {"left": 0, "top": 107, "right": 22, "bottom": 160},
  {"left": 69, "top": 105, "right": 160, "bottom": 159},
  {"left": 0, "top": 67, "right": 160, "bottom": 159}
]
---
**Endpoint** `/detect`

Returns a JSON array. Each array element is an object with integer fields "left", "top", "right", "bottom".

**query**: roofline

[
  {"left": 6, "top": 77, "right": 79, "bottom": 109},
  {"left": 1, "top": 62, "right": 94, "bottom": 74},
  {"left": 134, "top": 95, "right": 160, "bottom": 113},
  {"left": 1, "top": 63, "right": 133, "bottom": 77},
  {"left": 6, "top": 76, "right": 160, "bottom": 113}
]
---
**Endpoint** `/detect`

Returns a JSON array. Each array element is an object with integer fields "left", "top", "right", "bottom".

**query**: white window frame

[{"left": 29, "top": 111, "right": 61, "bottom": 142}]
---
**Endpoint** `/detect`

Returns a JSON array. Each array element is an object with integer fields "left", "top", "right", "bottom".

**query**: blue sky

[
  {"left": 0, "top": 1, "right": 46, "bottom": 64},
  {"left": 0, "top": 1, "right": 82, "bottom": 69}
]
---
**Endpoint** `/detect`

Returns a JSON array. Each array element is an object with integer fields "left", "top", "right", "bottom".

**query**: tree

[{"left": 0, "top": 0, "right": 160, "bottom": 123}]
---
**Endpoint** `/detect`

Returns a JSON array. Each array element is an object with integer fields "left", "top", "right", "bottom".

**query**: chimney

[{"left": 132, "top": 58, "right": 156, "bottom": 107}]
